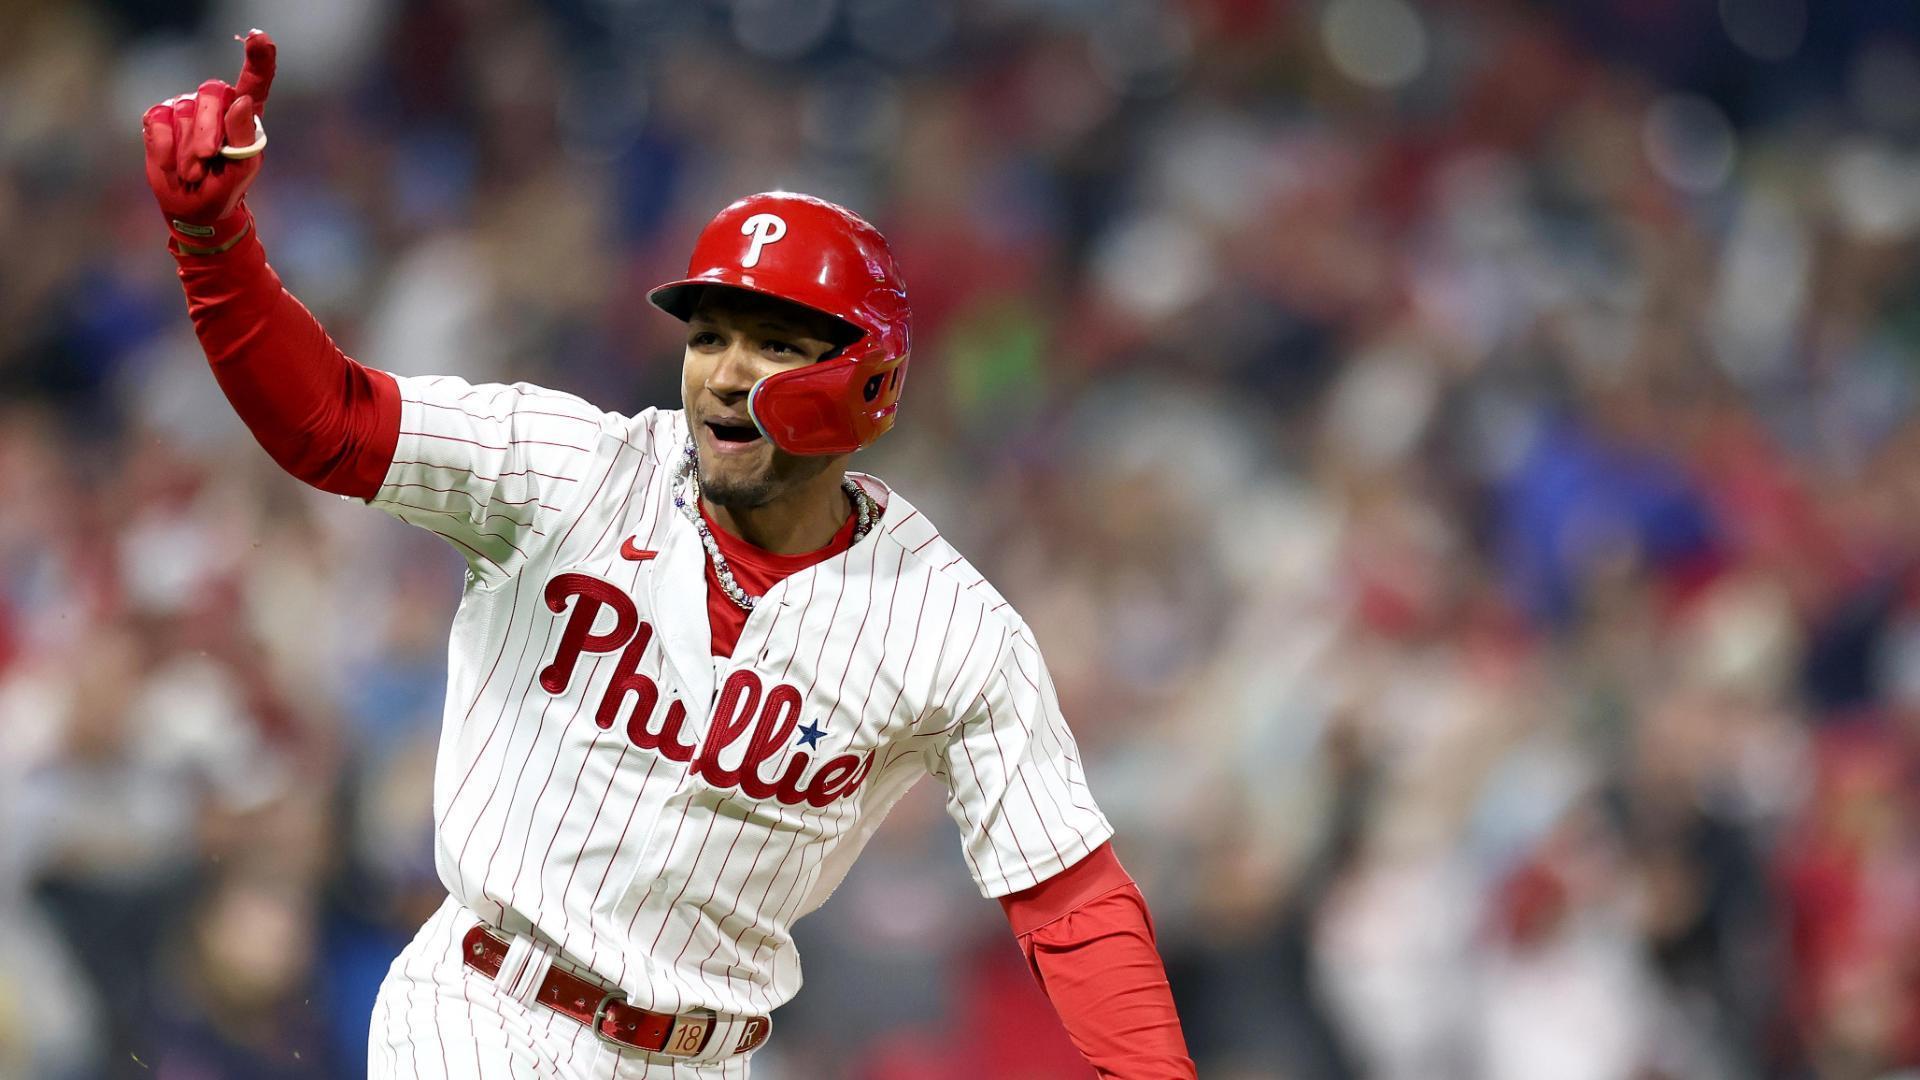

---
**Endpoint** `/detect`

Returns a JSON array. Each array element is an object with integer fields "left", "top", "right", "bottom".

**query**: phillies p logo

[{"left": 739, "top": 213, "right": 787, "bottom": 267}]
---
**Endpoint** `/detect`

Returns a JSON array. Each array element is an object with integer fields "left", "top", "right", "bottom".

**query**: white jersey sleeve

[
  {"left": 925, "top": 623, "right": 1115, "bottom": 898},
  {"left": 372, "top": 374, "right": 625, "bottom": 585}
]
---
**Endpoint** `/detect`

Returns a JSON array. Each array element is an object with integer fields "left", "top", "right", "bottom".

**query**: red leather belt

[{"left": 460, "top": 925, "right": 769, "bottom": 1058}]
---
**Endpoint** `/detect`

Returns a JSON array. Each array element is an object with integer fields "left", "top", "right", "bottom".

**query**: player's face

[{"left": 681, "top": 289, "right": 850, "bottom": 509}]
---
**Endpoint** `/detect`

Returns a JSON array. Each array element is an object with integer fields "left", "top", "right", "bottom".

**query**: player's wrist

[{"left": 167, "top": 204, "right": 254, "bottom": 257}]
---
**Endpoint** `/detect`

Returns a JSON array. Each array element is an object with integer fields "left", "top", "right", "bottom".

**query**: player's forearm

[
  {"left": 1018, "top": 884, "right": 1195, "bottom": 1078},
  {"left": 173, "top": 216, "right": 399, "bottom": 498},
  {"left": 1001, "top": 844, "right": 1196, "bottom": 1078}
]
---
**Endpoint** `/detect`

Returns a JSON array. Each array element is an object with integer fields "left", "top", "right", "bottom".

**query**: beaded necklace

[{"left": 672, "top": 439, "right": 874, "bottom": 612}]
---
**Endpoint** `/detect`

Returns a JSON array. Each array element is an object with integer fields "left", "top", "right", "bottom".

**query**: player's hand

[{"left": 141, "top": 29, "right": 276, "bottom": 253}]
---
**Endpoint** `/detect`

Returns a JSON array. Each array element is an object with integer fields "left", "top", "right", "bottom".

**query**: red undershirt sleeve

[
  {"left": 998, "top": 842, "right": 1196, "bottom": 1079},
  {"left": 171, "top": 214, "right": 399, "bottom": 499}
]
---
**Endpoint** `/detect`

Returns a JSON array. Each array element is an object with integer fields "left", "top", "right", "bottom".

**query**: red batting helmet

[{"left": 648, "top": 192, "right": 911, "bottom": 456}]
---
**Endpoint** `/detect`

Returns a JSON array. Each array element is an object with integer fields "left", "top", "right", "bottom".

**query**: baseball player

[{"left": 142, "top": 32, "right": 1194, "bottom": 1078}]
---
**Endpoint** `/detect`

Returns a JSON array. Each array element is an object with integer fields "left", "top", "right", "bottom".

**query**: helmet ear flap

[
  {"left": 748, "top": 367, "right": 861, "bottom": 455},
  {"left": 749, "top": 344, "right": 908, "bottom": 456}
]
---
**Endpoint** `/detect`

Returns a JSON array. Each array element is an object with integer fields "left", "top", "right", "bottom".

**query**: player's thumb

[{"left": 223, "top": 95, "right": 257, "bottom": 150}]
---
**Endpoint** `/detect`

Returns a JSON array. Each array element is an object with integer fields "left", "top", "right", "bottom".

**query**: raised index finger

[{"left": 233, "top": 29, "right": 276, "bottom": 113}]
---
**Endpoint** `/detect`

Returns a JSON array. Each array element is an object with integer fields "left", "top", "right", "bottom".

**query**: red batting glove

[{"left": 141, "top": 30, "right": 277, "bottom": 256}]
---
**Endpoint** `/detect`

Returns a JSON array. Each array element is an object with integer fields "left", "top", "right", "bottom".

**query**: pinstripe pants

[{"left": 369, "top": 897, "right": 751, "bottom": 1080}]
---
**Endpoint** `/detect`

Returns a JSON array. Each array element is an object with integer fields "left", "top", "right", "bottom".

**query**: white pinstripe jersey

[{"left": 373, "top": 373, "right": 1113, "bottom": 1018}]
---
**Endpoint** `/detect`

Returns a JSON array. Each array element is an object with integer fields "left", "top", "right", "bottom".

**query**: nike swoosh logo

[{"left": 620, "top": 537, "right": 657, "bottom": 561}]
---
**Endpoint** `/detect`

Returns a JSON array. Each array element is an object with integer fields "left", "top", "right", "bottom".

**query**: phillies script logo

[{"left": 539, "top": 573, "right": 874, "bottom": 807}]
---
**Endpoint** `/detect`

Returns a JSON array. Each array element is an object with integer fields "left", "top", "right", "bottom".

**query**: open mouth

[{"left": 704, "top": 418, "right": 763, "bottom": 449}]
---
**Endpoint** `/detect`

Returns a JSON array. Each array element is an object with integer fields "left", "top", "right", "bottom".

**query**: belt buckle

[
  {"left": 590, "top": 990, "right": 633, "bottom": 1047},
  {"left": 591, "top": 990, "right": 716, "bottom": 1059}
]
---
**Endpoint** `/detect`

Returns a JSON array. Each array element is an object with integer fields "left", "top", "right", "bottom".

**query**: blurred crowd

[{"left": 5, "top": 0, "right": 1920, "bottom": 1077}]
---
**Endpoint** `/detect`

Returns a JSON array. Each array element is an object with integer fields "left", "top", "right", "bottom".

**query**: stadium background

[{"left": 4, "top": 0, "right": 1920, "bottom": 1077}]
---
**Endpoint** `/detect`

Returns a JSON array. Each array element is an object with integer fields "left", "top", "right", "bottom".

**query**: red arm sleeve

[
  {"left": 999, "top": 842, "right": 1196, "bottom": 1079},
  {"left": 172, "top": 213, "right": 400, "bottom": 499}
]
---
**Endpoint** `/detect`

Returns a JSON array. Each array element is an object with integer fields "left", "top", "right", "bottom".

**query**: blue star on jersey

[{"left": 795, "top": 720, "right": 827, "bottom": 749}]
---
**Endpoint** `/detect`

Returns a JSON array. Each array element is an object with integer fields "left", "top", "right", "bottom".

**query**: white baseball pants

[{"left": 368, "top": 897, "right": 753, "bottom": 1080}]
